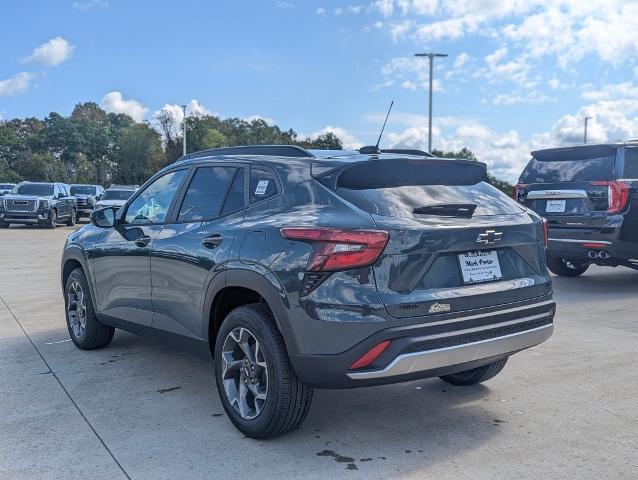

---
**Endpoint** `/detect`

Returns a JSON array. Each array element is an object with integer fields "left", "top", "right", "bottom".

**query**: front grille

[
  {"left": 403, "top": 317, "right": 553, "bottom": 353},
  {"left": 76, "top": 198, "right": 90, "bottom": 206},
  {"left": 4, "top": 199, "right": 37, "bottom": 212}
]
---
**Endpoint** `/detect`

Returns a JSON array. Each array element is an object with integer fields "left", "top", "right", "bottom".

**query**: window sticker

[{"left": 255, "top": 180, "right": 269, "bottom": 195}]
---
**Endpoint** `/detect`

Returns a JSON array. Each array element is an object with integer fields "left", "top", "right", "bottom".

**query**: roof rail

[{"left": 184, "top": 145, "right": 315, "bottom": 160}]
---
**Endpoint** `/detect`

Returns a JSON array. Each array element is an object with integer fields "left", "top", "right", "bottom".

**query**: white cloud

[
  {"left": 310, "top": 126, "right": 363, "bottom": 150},
  {"left": 401, "top": 80, "right": 416, "bottom": 90},
  {"left": 316, "top": 7, "right": 326, "bottom": 15},
  {"left": 276, "top": 1, "right": 293, "bottom": 7},
  {"left": 334, "top": 6, "right": 343, "bottom": 15},
  {"left": 372, "top": 0, "right": 394, "bottom": 17},
  {"left": 0, "top": 72, "right": 37, "bottom": 97},
  {"left": 24, "top": 37, "right": 74, "bottom": 67},
  {"left": 72, "top": 0, "right": 108, "bottom": 10},
  {"left": 453, "top": 52, "right": 469, "bottom": 68},
  {"left": 243, "top": 114, "right": 275, "bottom": 125},
  {"left": 152, "top": 99, "right": 214, "bottom": 136},
  {"left": 492, "top": 90, "right": 551, "bottom": 106},
  {"left": 101, "top": 91, "right": 148, "bottom": 121},
  {"left": 547, "top": 77, "right": 562, "bottom": 91},
  {"left": 348, "top": 5, "right": 363, "bottom": 14}
]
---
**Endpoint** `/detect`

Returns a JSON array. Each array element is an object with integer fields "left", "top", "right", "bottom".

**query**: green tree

[{"left": 113, "top": 123, "right": 165, "bottom": 185}]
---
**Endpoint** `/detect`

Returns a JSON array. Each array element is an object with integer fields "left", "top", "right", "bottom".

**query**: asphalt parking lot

[{"left": 1, "top": 224, "right": 637, "bottom": 479}]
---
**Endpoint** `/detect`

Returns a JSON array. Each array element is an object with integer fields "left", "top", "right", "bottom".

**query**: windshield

[
  {"left": 102, "top": 189, "right": 134, "bottom": 201},
  {"left": 520, "top": 156, "right": 615, "bottom": 183},
  {"left": 13, "top": 184, "right": 54, "bottom": 196},
  {"left": 70, "top": 185, "right": 96, "bottom": 195}
]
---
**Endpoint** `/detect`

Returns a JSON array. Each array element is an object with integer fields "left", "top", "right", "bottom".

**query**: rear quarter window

[{"left": 249, "top": 166, "right": 279, "bottom": 203}]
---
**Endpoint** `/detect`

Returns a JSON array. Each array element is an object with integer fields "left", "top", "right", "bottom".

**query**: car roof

[{"left": 531, "top": 141, "right": 638, "bottom": 160}]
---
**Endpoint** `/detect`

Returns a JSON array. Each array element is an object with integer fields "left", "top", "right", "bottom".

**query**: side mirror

[{"left": 90, "top": 207, "right": 116, "bottom": 228}]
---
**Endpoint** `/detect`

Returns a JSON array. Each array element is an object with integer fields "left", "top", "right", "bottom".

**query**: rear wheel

[
  {"left": 440, "top": 358, "right": 508, "bottom": 386},
  {"left": 546, "top": 255, "right": 589, "bottom": 277},
  {"left": 64, "top": 268, "right": 114, "bottom": 350},
  {"left": 214, "top": 304, "right": 313, "bottom": 439}
]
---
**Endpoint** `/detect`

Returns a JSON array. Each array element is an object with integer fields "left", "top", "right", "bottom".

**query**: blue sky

[{"left": 2, "top": 0, "right": 638, "bottom": 181}]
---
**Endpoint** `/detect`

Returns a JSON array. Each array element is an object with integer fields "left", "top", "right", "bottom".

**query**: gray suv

[
  {"left": 61, "top": 145, "right": 555, "bottom": 438},
  {"left": 1, "top": 182, "right": 77, "bottom": 228}
]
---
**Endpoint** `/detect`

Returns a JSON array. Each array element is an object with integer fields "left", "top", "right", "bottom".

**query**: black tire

[
  {"left": 66, "top": 208, "right": 77, "bottom": 226},
  {"left": 546, "top": 255, "right": 589, "bottom": 277},
  {"left": 64, "top": 268, "right": 114, "bottom": 350},
  {"left": 214, "top": 304, "right": 313, "bottom": 439},
  {"left": 47, "top": 209, "right": 57, "bottom": 229},
  {"left": 440, "top": 358, "right": 508, "bottom": 386}
]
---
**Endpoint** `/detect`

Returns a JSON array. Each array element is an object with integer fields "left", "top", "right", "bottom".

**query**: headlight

[{"left": 39, "top": 199, "right": 49, "bottom": 208}]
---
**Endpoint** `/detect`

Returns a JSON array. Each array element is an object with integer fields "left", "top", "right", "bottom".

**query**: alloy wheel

[
  {"left": 221, "top": 327, "right": 269, "bottom": 420},
  {"left": 67, "top": 280, "right": 87, "bottom": 339}
]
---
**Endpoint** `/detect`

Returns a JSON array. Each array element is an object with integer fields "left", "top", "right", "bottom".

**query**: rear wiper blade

[{"left": 413, "top": 203, "right": 477, "bottom": 217}]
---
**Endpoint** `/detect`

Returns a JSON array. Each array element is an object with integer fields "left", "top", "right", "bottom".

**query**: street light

[
  {"left": 415, "top": 52, "right": 448, "bottom": 153},
  {"left": 181, "top": 104, "right": 188, "bottom": 156},
  {"left": 584, "top": 116, "right": 592, "bottom": 144}
]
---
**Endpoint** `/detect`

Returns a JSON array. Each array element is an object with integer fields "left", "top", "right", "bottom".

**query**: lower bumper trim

[{"left": 347, "top": 324, "right": 553, "bottom": 380}]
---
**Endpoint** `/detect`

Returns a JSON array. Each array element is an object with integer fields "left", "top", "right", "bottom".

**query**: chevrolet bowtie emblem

[{"left": 476, "top": 230, "right": 502, "bottom": 245}]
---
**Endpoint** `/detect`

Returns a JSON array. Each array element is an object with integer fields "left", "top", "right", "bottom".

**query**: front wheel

[
  {"left": 66, "top": 208, "right": 77, "bottom": 226},
  {"left": 64, "top": 268, "right": 114, "bottom": 349},
  {"left": 546, "top": 255, "right": 589, "bottom": 277},
  {"left": 440, "top": 358, "right": 508, "bottom": 386},
  {"left": 214, "top": 304, "right": 313, "bottom": 439},
  {"left": 47, "top": 209, "right": 57, "bottom": 229}
]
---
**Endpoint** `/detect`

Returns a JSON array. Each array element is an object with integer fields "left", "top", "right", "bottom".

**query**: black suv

[
  {"left": 515, "top": 142, "right": 638, "bottom": 276},
  {"left": 70, "top": 184, "right": 104, "bottom": 220},
  {"left": 1, "top": 182, "right": 77, "bottom": 228},
  {"left": 61, "top": 145, "right": 554, "bottom": 438}
]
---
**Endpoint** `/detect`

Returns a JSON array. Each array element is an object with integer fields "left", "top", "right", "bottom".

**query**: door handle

[
  {"left": 202, "top": 234, "right": 223, "bottom": 249},
  {"left": 135, "top": 235, "right": 151, "bottom": 247}
]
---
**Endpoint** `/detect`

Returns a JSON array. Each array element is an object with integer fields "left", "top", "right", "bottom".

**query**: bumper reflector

[{"left": 350, "top": 340, "right": 391, "bottom": 370}]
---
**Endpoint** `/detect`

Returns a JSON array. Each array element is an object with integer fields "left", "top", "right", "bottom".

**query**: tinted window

[
  {"left": 623, "top": 149, "right": 638, "bottom": 178},
  {"left": 0, "top": 184, "right": 15, "bottom": 189},
  {"left": 250, "top": 166, "right": 278, "bottom": 203},
  {"left": 125, "top": 170, "right": 187, "bottom": 224},
  {"left": 15, "top": 184, "right": 54, "bottom": 196},
  {"left": 336, "top": 182, "right": 522, "bottom": 217},
  {"left": 520, "top": 156, "right": 615, "bottom": 183},
  {"left": 221, "top": 168, "right": 245, "bottom": 216},
  {"left": 102, "top": 189, "right": 134, "bottom": 200},
  {"left": 178, "top": 167, "right": 237, "bottom": 222}
]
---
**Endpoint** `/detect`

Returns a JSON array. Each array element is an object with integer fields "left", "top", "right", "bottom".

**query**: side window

[
  {"left": 249, "top": 166, "right": 279, "bottom": 203},
  {"left": 177, "top": 166, "right": 238, "bottom": 222},
  {"left": 54, "top": 185, "right": 62, "bottom": 198},
  {"left": 221, "top": 168, "right": 245, "bottom": 216},
  {"left": 624, "top": 149, "right": 638, "bottom": 178},
  {"left": 125, "top": 170, "right": 187, "bottom": 225},
  {"left": 62, "top": 185, "right": 70, "bottom": 197}
]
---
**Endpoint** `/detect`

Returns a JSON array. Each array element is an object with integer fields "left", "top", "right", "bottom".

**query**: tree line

[{"left": 0, "top": 102, "right": 512, "bottom": 194}]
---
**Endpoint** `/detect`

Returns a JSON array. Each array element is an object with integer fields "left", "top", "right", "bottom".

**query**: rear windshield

[
  {"left": 336, "top": 182, "right": 522, "bottom": 217},
  {"left": 14, "top": 184, "right": 54, "bottom": 196},
  {"left": 520, "top": 156, "right": 615, "bottom": 183},
  {"left": 102, "top": 189, "right": 133, "bottom": 200}
]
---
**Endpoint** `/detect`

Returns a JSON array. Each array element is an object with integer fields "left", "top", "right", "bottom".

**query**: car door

[
  {"left": 61, "top": 184, "right": 73, "bottom": 218},
  {"left": 150, "top": 164, "right": 247, "bottom": 346},
  {"left": 92, "top": 169, "right": 189, "bottom": 331},
  {"left": 54, "top": 184, "right": 68, "bottom": 218}
]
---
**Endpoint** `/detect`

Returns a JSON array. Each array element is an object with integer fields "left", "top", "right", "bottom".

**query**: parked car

[
  {"left": 70, "top": 184, "right": 104, "bottom": 220},
  {"left": 93, "top": 185, "right": 138, "bottom": 211},
  {"left": 514, "top": 142, "right": 638, "bottom": 276},
  {"left": 0, "top": 183, "right": 16, "bottom": 196},
  {"left": 1, "top": 182, "right": 76, "bottom": 228},
  {"left": 61, "top": 145, "right": 554, "bottom": 438}
]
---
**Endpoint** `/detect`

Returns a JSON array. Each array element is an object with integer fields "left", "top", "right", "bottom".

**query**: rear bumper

[
  {"left": 290, "top": 294, "right": 555, "bottom": 388},
  {"left": 547, "top": 226, "right": 638, "bottom": 263}
]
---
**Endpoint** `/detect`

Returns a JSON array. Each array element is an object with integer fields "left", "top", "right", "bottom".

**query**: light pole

[
  {"left": 584, "top": 116, "right": 592, "bottom": 144},
  {"left": 181, "top": 104, "right": 187, "bottom": 156},
  {"left": 415, "top": 52, "right": 448, "bottom": 153}
]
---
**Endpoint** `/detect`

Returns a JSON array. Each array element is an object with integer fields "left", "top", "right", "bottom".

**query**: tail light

[
  {"left": 512, "top": 183, "right": 528, "bottom": 201},
  {"left": 542, "top": 217, "right": 548, "bottom": 248},
  {"left": 280, "top": 228, "right": 389, "bottom": 271},
  {"left": 591, "top": 181, "right": 631, "bottom": 213}
]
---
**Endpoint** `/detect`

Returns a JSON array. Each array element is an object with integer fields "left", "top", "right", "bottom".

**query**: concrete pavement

[{"left": 1, "top": 224, "right": 637, "bottom": 479}]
